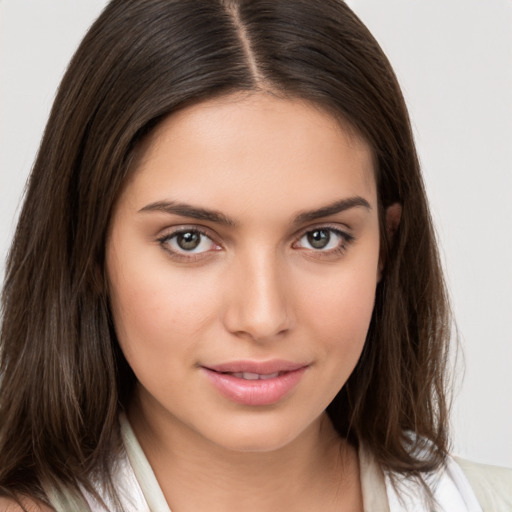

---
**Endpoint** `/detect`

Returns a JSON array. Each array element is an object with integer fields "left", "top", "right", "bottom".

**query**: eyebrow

[
  {"left": 138, "top": 196, "right": 371, "bottom": 227},
  {"left": 292, "top": 196, "right": 371, "bottom": 225},
  {"left": 139, "top": 201, "right": 237, "bottom": 226}
]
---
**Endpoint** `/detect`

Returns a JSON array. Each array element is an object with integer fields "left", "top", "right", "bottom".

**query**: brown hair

[{"left": 0, "top": 0, "right": 452, "bottom": 505}]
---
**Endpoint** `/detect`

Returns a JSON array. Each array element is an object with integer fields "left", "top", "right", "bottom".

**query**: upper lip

[{"left": 203, "top": 359, "right": 308, "bottom": 375}]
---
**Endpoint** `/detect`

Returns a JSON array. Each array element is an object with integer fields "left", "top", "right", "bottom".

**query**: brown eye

[
  {"left": 294, "top": 227, "right": 353, "bottom": 254},
  {"left": 307, "top": 229, "right": 330, "bottom": 249},
  {"left": 160, "top": 229, "right": 220, "bottom": 256},
  {"left": 176, "top": 231, "right": 201, "bottom": 251}
]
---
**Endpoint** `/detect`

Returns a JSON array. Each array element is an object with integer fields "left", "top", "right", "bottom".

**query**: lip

[
  {"left": 201, "top": 360, "right": 309, "bottom": 406},
  {"left": 205, "top": 359, "right": 307, "bottom": 374}
]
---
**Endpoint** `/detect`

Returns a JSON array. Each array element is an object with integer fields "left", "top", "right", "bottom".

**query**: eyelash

[
  {"left": 157, "top": 227, "right": 221, "bottom": 262},
  {"left": 157, "top": 225, "right": 355, "bottom": 261},
  {"left": 292, "top": 226, "right": 355, "bottom": 258}
]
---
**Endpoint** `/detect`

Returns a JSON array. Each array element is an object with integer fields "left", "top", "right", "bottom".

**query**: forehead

[{"left": 123, "top": 92, "right": 377, "bottom": 216}]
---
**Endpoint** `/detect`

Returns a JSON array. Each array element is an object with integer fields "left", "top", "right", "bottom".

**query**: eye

[
  {"left": 158, "top": 228, "right": 221, "bottom": 257},
  {"left": 294, "top": 227, "right": 353, "bottom": 253}
]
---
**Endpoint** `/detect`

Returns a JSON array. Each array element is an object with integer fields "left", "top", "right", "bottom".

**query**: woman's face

[{"left": 106, "top": 93, "right": 382, "bottom": 452}]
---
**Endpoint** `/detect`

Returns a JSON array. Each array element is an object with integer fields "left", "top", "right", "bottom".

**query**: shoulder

[
  {"left": 454, "top": 457, "right": 512, "bottom": 511},
  {"left": 0, "top": 497, "right": 53, "bottom": 512}
]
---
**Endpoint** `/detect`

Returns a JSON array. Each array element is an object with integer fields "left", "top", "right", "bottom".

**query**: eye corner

[
  {"left": 292, "top": 226, "right": 355, "bottom": 257},
  {"left": 156, "top": 226, "right": 223, "bottom": 262}
]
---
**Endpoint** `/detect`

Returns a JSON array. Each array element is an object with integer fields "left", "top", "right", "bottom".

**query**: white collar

[{"left": 77, "top": 414, "right": 482, "bottom": 512}]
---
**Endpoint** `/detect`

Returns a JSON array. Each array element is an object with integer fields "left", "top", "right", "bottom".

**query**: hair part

[{"left": 0, "top": 0, "right": 453, "bottom": 505}]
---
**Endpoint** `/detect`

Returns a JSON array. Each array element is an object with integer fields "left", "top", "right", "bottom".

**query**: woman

[{"left": 0, "top": 0, "right": 510, "bottom": 510}]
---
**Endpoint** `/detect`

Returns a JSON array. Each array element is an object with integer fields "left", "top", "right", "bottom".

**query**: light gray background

[{"left": 1, "top": 0, "right": 511, "bottom": 467}]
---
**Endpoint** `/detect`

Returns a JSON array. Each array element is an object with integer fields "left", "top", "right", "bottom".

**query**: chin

[
  {"left": 203, "top": 412, "right": 322, "bottom": 454},
  {"left": 213, "top": 433, "right": 299, "bottom": 454}
]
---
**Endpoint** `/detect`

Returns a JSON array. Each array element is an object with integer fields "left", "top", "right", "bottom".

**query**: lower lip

[{"left": 202, "top": 367, "right": 307, "bottom": 406}]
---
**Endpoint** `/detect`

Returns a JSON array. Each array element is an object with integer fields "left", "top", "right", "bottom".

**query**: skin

[{"left": 106, "top": 92, "right": 400, "bottom": 511}]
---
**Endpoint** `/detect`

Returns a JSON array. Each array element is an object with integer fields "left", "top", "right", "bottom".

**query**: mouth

[
  {"left": 222, "top": 371, "right": 282, "bottom": 380},
  {"left": 201, "top": 360, "right": 308, "bottom": 406}
]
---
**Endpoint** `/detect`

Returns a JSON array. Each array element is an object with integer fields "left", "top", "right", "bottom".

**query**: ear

[
  {"left": 378, "top": 202, "right": 402, "bottom": 281},
  {"left": 385, "top": 202, "right": 402, "bottom": 239}
]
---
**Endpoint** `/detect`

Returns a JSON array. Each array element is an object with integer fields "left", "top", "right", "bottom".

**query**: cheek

[
  {"left": 304, "top": 256, "right": 378, "bottom": 333},
  {"left": 297, "top": 250, "right": 379, "bottom": 379},
  {"left": 106, "top": 249, "right": 220, "bottom": 370}
]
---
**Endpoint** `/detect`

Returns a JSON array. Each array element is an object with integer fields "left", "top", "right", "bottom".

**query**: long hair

[{"left": 0, "top": 0, "right": 452, "bottom": 504}]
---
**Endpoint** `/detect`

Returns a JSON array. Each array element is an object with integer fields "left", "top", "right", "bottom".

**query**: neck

[{"left": 128, "top": 392, "right": 362, "bottom": 512}]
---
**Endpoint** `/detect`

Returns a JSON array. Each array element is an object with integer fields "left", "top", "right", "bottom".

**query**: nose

[{"left": 222, "top": 250, "right": 294, "bottom": 342}]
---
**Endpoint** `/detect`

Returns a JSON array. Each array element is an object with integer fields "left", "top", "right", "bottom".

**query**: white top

[{"left": 47, "top": 414, "right": 511, "bottom": 511}]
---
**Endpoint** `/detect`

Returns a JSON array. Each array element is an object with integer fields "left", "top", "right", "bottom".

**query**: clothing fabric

[
  {"left": 48, "top": 414, "right": 512, "bottom": 511},
  {"left": 455, "top": 457, "right": 512, "bottom": 512}
]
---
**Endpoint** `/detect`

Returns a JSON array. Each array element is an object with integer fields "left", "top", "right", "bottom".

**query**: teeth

[
  {"left": 242, "top": 372, "right": 260, "bottom": 380},
  {"left": 259, "top": 372, "right": 279, "bottom": 380},
  {"left": 229, "top": 372, "right": 280, "bottom": 380}
]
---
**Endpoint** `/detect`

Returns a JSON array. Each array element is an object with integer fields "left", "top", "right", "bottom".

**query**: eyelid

[
  {"left": 156, "top": 225, "right": 222, "bottom": 261},
  {"left": 157, "top": 224, "right": 219, "bottom": 241},
  {"left": 155, "top": 222, "right": 354, "bottom": 262},
  {"left": 292, "top": 224, "right": 355, "bottom": 254},
  {"left": 293, "top": 222, "right": 354, "bottom": 242}
]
